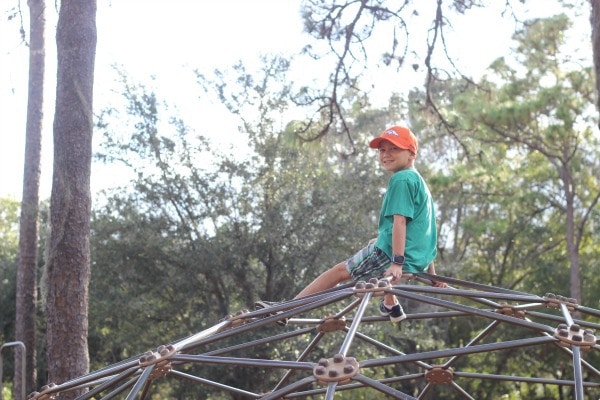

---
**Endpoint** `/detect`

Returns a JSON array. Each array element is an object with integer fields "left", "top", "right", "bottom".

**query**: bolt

[
  {"left": 318, "top": 358, "right": 329, "bottom": 367},
  {"left": 315, "top": 366, "right": 325, "bottom": 375},
  {"left": 584, "top": 333, "right": 596, "bottom": 343},
  {"left": 558, "top": 329, "right": 569, "bottom": 337},
  {"left": 328, "top": 370, "right": 338, "bottom": 377},
  {"left": 333, "top": 354, "right": 344, "bottom": 363}
]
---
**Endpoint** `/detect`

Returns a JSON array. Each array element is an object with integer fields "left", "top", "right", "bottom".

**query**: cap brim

[{"left": 369, "top": 137, "right": 386, "bottom": 149}]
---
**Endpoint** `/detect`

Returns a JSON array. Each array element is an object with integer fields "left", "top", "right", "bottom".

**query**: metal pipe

[{"left": 0, "top": 341, "right": 26, "bottom": 400}]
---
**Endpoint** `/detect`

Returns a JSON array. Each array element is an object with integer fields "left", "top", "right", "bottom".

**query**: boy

[{"left": 257, "top": 126, "right": 447, "bottom": 323}]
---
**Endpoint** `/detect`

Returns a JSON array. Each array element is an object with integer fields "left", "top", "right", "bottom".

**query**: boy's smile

[{"left": 377, "top": 140, "right": 415, "bottom": 173}]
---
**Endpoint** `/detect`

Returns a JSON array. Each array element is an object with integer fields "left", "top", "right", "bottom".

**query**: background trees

[
  {"left": 2, "top": 0, "right": 599, "bottom": 399},
  {"left": 423, "top": 14, "right": 599, "bottom": 303},
  {"left": 82, "top": 11, "right": 599, "bottom": 397}
]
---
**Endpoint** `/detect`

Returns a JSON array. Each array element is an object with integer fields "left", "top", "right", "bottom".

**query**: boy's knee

[{"left": 331, "top": 262, "right": 351, "bottom": 279}]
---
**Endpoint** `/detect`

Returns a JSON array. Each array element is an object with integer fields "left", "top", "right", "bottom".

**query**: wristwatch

[{"left": 392, "top": 254, "right": 405, "bottom": 265}]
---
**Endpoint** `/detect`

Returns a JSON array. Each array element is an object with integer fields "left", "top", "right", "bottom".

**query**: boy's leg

[
  {"left": 383, "top": 293, "right": 397, "bottom": 307},
  {"left": 294, "top": 261, "right": 352, "bottom": 299},
  {"left": 380, "top": 293, "right": 406, "bottom": 322}
]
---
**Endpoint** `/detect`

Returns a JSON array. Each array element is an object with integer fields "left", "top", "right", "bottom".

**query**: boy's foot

[
  {"left": 379, "top": 300, "right": 407, "bottom": 323},
  {"left": 255, "top": 300, "right": 288, "bottom": 326}
]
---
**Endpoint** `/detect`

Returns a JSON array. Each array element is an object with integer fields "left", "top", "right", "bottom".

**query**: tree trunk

[
  {"left": 44, "top": 0, "right": 96, "bottom": 397},
  {"left": 591, "top": 0, "right": 600, "bottom": 121},
  {"left": 562, "top": 166, "right": 581, "bottom": 303},
  {"left": 15, "top": 0, "right": 45, "bottom": 398}
]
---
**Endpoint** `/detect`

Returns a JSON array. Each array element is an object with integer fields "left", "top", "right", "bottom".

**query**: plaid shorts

[{"left": 345, "top": 242, "right": 391, "bottom": 281}]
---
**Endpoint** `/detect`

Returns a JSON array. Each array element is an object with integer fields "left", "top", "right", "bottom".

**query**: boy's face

[{"left": 377, "top": 140, "right": 415, "bottom": 173}]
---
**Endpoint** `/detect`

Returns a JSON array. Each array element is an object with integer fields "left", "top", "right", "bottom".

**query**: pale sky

[{"left": 0, "top": 0, "right": 590, "bottom": 200}]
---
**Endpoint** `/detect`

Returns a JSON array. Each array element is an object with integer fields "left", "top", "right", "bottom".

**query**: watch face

[{"left": 393, "top": 255, "right": 405, "bottom": 264}]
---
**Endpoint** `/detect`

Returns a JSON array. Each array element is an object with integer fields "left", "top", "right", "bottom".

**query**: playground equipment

[
  {"left": 0, "top": 341, "right": 25, "bottom": 400},
  {"left": 26, "top": 274, "right": 600, "bottom": 399}
]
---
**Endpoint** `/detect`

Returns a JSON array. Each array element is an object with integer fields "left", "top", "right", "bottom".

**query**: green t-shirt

[{"left": 374, "top": 168, "right": 437, "bottom": 273}]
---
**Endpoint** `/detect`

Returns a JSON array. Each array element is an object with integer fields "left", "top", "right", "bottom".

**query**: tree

[
  {"left": 426, "top": 14, "right": 600, "bottom": 303},
  {"left": 43, "top": 0, "right": 96, "bottom": 396},
  {"left": 590, "top": 0, "right": 600, "bottom": 121},
  {"left": 15, "top": 0, "right": 45, "bottom": 397},
  {"left": 0, "top": 198, "right": 20, "bottom": 345},
  {"left": 296, "top": 0, "right": 595, "bottom": 150}
]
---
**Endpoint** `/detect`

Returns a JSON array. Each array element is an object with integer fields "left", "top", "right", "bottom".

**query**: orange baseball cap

[{"left": 369, "top": 126, "right": 418, "bottom": 154}]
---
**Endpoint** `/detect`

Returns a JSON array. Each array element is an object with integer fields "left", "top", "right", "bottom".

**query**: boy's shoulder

[{"left": 391, "top": 168, "right": 420, "bottom": 181}]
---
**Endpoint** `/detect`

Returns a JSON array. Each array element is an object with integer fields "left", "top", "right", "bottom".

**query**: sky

[{"left": 0, "top": 0, "right": 591, "bottom": 201}]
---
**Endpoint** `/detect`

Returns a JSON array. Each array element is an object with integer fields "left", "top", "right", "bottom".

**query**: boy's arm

[{"left": 385, "top": 214, "right": 406, "bottom": 283}]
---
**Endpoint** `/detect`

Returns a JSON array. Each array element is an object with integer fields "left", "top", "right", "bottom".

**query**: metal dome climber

[{"left": 27, "top": 274, "right": 599, "bottom": 400}]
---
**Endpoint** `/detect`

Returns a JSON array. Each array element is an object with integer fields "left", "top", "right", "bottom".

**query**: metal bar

[
  {"left": 38, "top": 358, "right": 141, "bottom": 396},
  {"left": 338, "top": 291, "right": 372, "bottom": 356},
  {"left": 255, "top": 376, "right": 316, "bottom": 400},
  {"left": 352, "top": 374, "right": 418, "bottom": 399},
  {"left": 76, "top": 366, "right": 140, "bottom": 399},
  {"left": 397, "top": 285, "right": 544, "bottom": 304},
  {"left": 203, "top": 327, "right": 315, "bottom": 356},
  {"left": 171, "top": 369, "right": 260, "bottom": 398},
  {"left": 560, "top": 303, "right": 575, "bottom": 326},
  {"left": 526, "top": 310, "right": 600, "bottom": 330},
  {"left": 172, "top": 354, "right": 314, "bottom": 371},
  {"left": 0, "top": 341, "right": 26, "bottom": 400},
  {"left": 572, "top": 346, "right": 585, "bottom": 400},
  {"left": 387, "top": 288, "right": 555, "bottom": 334},
  {"left": 352, "top": 330, "right": 432, "bottom": 370},
  {"left": 178, "top": 290, "right": 354, "bottom": 354},
  {"left": 330, "top": 296, "right": 363, "bottom": 319},
  {"left": 576, "top": 305, "right": 600, "bottom": 318},
  {"left": 98, "top": 376, "right": 137, "bottom": 400},
  {"left": 360, "top": 336, "right": 557, "bottom": 368},
  {"left": 273, "top": 331, "right": 327, "bottom": 392},
  {"left": 124, "top": 364, "right": 154, "bottom": 400},
  {"left": 442, "top": 319, "right": 502, "bottom": 369},
  {"left": 453, "top": 371, "right": 600, "bottom": 387},
  {"left": 324, "top": 381, "right": 337, "bottom": 400},
  {"left": 448, "top": 381, "right": 477, "bottom": 400},
  {"left": 415, "top": 273, "right": 538, "bottom": 296}
]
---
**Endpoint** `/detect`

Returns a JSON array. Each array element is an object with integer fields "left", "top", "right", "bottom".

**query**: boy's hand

[
  {"left": 431, "top": 280, "right": 448, "bottom": 288},
  {"left": 385, "top": 263, "right": 403, "bottom": 283}
]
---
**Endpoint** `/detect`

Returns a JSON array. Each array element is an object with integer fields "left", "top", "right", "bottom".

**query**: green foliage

[
  {"left": 413, "top": 14, "right": 600, "bottom": 304},
  {"left": 89, "top": 58, "right": 412, "bottom": 396},
  {"left": 0, "top": 198, "right": 19, "bottom": 392},
  {"left": 85, "top": 11, "right": 600, "bottom": 399},
  {"left": 0, "top": 197, "right": 19, "bottom": 344}
]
